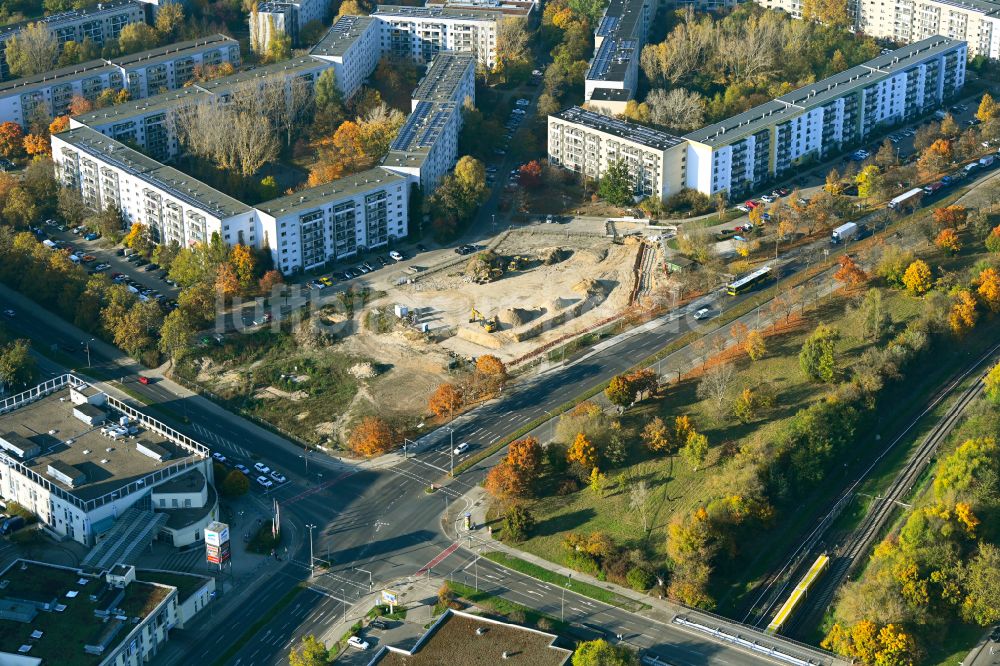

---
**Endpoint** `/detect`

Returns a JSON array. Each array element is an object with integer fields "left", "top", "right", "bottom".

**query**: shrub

[
  {"left": 626, "top": 566, "right": 655, "bottom": 591},
  {"left": 565, "top": 549, "right": 601, "bottom": 577}
]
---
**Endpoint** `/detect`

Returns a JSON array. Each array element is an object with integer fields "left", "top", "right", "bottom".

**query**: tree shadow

[{"left": 531, "top": 508, "right": 596, "bottom": 538}]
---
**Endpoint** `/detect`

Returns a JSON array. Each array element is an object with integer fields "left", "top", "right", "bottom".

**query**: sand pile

[
  {"left": 572, "top": 278, "right": 611, "bottom": 299},
  {"left": 349, "top": 362, "right": 377, "bottom": 379},
  {"left": 498, "top": 307, "right": 542, "bottom": 326},
  {"left": 539, "top": 247, "right": 572, "bottom": 265}
]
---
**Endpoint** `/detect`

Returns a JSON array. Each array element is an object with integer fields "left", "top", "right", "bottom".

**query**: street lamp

[
  {"left": 446, "top": 427, "right": 455, "bottom": 475},
  {"left": 85, "top": 338, "right": 94, "bottom": 367},
  {"left": 341, "top": 588, "right": 347, "bottom": 623},
  {"left": 355, "top": 566, "right": 373, "bottom": 590},
  {"left": 306, "top": 524, "right": 316, "bottom": 577},
  {"left": 299, "top": 452, "right": 309, "bottom": 476},
  {"left": 561, "top": 574, "right": 572, "bottom": 621}
]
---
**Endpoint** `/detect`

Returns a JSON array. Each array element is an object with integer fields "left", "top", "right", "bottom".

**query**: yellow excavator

[{"left": 470, "top": 308, "right": 498, "bottom": 332}]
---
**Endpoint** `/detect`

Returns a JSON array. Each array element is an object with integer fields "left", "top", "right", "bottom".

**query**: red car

[
  {"left": 137, "top": 376, "right": 150, "bottom": 385},
  {"left": 744, "top": 200, "right": 758, "bottom": 209}
]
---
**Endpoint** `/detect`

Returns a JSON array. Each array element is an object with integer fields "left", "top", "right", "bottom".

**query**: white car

[
  {"left": 347, "top": 636, "right": 370, "bottom": 650},
  {"left": 256, "top": 475, "right": 273, "bottom": 489},
  {"left": 254, "top": 462, "right": 271, "bottom": 474},
  {"left": 1, "top": 309, "right": 14, "bottom": 318},
  {"left": 269, "top": 470, "right": 286, "bottom": 483},
  {"left": 736, "top": 205, "right": 749, "bottom": 213},
  {"left": 235, "top": 464, "right": 250, "bottom": 475},
  {"left": 212, "top": 452, "right": 227, "bottom": 463},
  {"left": 389, "top": 250, "right": 403, "bottom": 262},
  {"left": 453, "top": 442, "right": 470, "bottom": 455},
  {"left": 516, "top": 98, "right": 530, "bottom": 106},
  {"left": 693, "top": 307, "right": 711, "bottom": 320},
  {"left": 760, "top": 194, "right": 776, "bottom": 203}
]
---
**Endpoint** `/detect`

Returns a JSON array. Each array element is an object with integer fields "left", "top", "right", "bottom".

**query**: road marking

[
  {"left": 414, "top": 542, "right": 460, "bottom": 576},
  {"left": 525, "top": 590, "right": 542, "bottom": 597},
  {"left": 490, "top": 435, "right": 501, "bottom": 443}
]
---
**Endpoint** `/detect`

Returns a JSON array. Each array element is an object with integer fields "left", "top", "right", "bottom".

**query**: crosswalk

[{"left": 191, "top": 423, "right": 253, "bottom": 459}]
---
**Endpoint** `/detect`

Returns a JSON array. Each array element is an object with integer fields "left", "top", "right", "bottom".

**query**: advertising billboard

[{"left": 205, "top": 521, "right": 230, "bottom": 547}]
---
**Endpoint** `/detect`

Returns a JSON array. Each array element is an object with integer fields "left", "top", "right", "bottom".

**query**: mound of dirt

[
  {"left": 498, "top": 307, "right": 542, "bottom": 326},
  {"left": 576, "top": 247, "right": 608, "bottom": 264},
  {"left": 572, "top": 278, "right": 611, "bottom": 298},
  {"left": 548, "top": 297, "right": 577, "bottom": 311},
  {"left": 539, "top": 247, "right": 572, "bottom": 265},
  {"left": 349, "top": 362, "right": 377, "bottom": 380}
]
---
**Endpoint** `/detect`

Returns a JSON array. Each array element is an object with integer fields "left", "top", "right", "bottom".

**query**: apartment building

[
  {"left": 547, "top": 106, "right": 687, "bottom": 200},
  {"left": 250, "top": 0, "right": 327, "bottom": 49},
  {"left": 0, "top": 0, "right": 146, "bottom": 80},
  {"left": 256, "top": 169, "right": 409, "bottom": 272},
  {"left": 309, "top": 15, "right": 382, "bottom": 99},
  {"left": 425, "top": 0, "right": 534, "bottom": 18},
  {"left": 684, "top": 36, "right": 966, "bottom": 195},
  {"left": 373, "top": 5, "right": 501, "bottom": 68},
  {"left": 70, "top": 56, "right": 330, "bottom": 161},
  {"left": 383, "top": 52, "right": 474, "bottom": 189},
  {"left": 585, "top": 0, "right": 652, "bottom": 113},
  {"left": 758, "top": 0, "right": 1000, "bottom": 59},
  {"left": 0, "top": 35, "right": 240, "bottom": 128}
]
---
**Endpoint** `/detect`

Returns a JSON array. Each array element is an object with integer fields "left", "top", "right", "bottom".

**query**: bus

[{"left": 727, "top": 266, "right": 771, "bottom": 296}]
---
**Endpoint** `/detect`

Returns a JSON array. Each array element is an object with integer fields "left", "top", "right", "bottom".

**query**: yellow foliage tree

[
  {"left": 567, "top": 432, "right": 598, "bottom": 469},
  {"left": 229, "top": 243, "right": 256, "bottom": 292},
  {"left": 977, "top": 267, "right": 1000, "bottom": 312},
  {"left": 745, "top": 330, "right": 767, "bottom": 361},
  {"left": 934, "top": 228, "right": 961, "bottom": 254},
  {"left": 948, "top": 289, "right": 978, "bottom": 337},
  {"left": 955, "top": 501, "right": 980, "bottom": 534},
  {"left": 902, "top": 260, "right": 932, "bottom": 295}
]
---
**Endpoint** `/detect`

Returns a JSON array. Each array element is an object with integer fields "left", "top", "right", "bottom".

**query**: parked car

[
  {"left": 2, "top": 309, "right": 14, "bottom": 318},
  {"left": 389, "top": 250, "right": 404, "bottom": 261},
  {"left": 84, "top": 232, "right": 99, "bottom": 241},
  {"left": 254, "top": 462, "right": 271, "bottom": 474},
  {"left": 347, "top": 636, "right": 370, "bottom": 650},
  {"left": 212, "top": 452, "right": 227, "bottom": 463},
  {"left": 235, "top": 464, "right": 250, "bottom": 475},
  {"left": 0, "top": 516, "right": 25, "bottom": 536},
  {"left": 369, "top": 619, "right": 388, "bottom": 630},
  {"left": 137, "top": 376, "right": 150, "bottom": 385},
  {"left": 256, "top": 475, "right": 273, "bottom": 489},
  {"left": 319, "top": 276, "right": 334, "bottom": 286},
  {"left": 269, "top": 470, "right": 286, "bottom": 483}
]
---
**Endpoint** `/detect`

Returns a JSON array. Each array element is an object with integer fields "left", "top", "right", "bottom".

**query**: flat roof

[
  {"left": 589, "top": 88, "right": 630, "bottom": 101},
  {"left": 0, "top": 560, "right": 171, "bottom": 666},
  {"left": 0, "top": 0, "right": 140, "bottom": 39},
  {"left": 111, "top": 34, "right": 238, "bottom": 69},
  {"left": 927, "top": 0, "right": 1000, "bottom": 15},
  {"left": 685, "top": 35, "right": 966, "bottom": 147},
  {"left": 390, "top": 100, "right": 458, "bottom": 153},
  {"left": 257, "top": 167, "right": 406, "bottom": 217},
  {"left": 311, "top": 15, "right": 377, "bottom": 58},
  {"left": 552, "top": 106, "right": 683, "bottom": 150},
  {"left": 374, "top": 4, "right": 501, "bottom": 20},
  {"left": 137, "top": 570, "right": 210, "bottom": 604},
  {"left": 0, "top": 60, "right": 117, "bottom": 96},
  {"left": 412, "top": 53, "right": 473, "bottom": 103},
  {"left": 72, "top": 86, "right": 210, "bottom": 126},
  {"left": 425, "top": 0, "right": 533, "bottom": 16},
  {"left": 56, "top": 126, "right": 251, "bottom": 218},
  {"left": 586, "top": 0, "right": 645, "bottom": 83},
  {"left": 373, "top": 611, "right": 571, "bottom": 665},
  {"left": 0, "top": 387, "right": 198, "bottom": 501},
  {"left": 195, "top": 56, "right": 325, "bottom": 94}
]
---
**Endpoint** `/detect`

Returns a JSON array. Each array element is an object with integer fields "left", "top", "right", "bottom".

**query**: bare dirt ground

[{"left": 361, "top": 230, "right": 652, "bottom": 363}]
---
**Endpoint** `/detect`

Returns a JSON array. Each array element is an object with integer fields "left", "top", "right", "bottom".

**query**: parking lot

[{"left": 209, "top": 450, "right": 290, "bottom": 494}]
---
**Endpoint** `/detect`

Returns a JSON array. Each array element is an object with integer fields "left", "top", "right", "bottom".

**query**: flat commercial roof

[
  {"left": 257, "top": 167, "right": 406, "bottom": 217},
  {"left": 57, "top": 126, "right": 251, "bottom": 218},
  {"left": 0, "top": 560, "right": 171, "bottom": 666},
  {"left": 586, "top": 0, "right": 644, "bottom": 83},
  {"left": 685, "top": 35, "right": 965, "bottom": 147},
  {"left": 412, "top": 53, "right": 473, "bottom": 103},
  {"left": 374, "top": 4, "right": 501, "bottom": 20},
  {"left": 373, "top": 611, "right": 571, "bottom": 665},
  {"left": 589, "top": 88, "right": 631, "bottom": 102},
  {"left": 0, "top": 388, "right": 198, "bottom": 501},
  {"left": 552, "top": 106, "right": 683, "bottom": 151},
  {"left": 311, "top": 15, "right": 377, "bottom": 58}
]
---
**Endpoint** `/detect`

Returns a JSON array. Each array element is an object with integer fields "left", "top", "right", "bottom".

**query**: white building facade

[
  {"left": 584, "top": 0, "right": 652, "bottom": 112},
  {"left": 372, "top": 5, "right": 500, "bottom": 69},
  {"left": 309, "top": 15, "right": 382, "bottom": 99}
]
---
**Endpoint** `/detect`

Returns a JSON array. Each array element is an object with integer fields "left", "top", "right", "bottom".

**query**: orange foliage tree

[
  {"left": 567, "top": 432, "right": 598, "bottom": 469},
  {"left": 68, "top": 95, "right": 94, "bottom": 115},
  {"left": 933, "top": 205, "right": 967, "bottom": 228},
  {"left": 258, "top": 269, "right": 284, "bottom": 294},
  {"left": 0, "top": 122, "right": 23, "bottom": 158},
  {"left": 518, "top": 160, "right": 542, "bottom": 189},
  {"left": 348, "top": 416, "right": 394, "bottom": 457},
  {"left": 948, "top": 289, "right": 978, "bottom": 336},
  {"left": 228, "top": 243, "right": 256, "bottom": 292},
  {"left": 23, "top": 134, "right": 49, "bottom": 156},
  {"left": 475, "top": 354, "right": 508, "bottom": 392},
  {"left": 834, "top": 255, "right": 869, "bottom": 287},
  {"left": 977, "top": 267, "right": 1000, "bottom": 312},
  {"left": 48, "top": 116, "right": 70, "bottom": 135},
  {"left": 935, "top": 228, "right": 962, "bottom": 254},
  {"left": 484, "top": 436, "right": 541, "bottom": 500},
  {"left": 214, "top": 263, "right": 239, "bottom": 300},
  {"left": 428, "top": 383, "right": 463, "bottom": 418},
  {"left": 917, "top": 138, "right": 952, "bottom": 179}
]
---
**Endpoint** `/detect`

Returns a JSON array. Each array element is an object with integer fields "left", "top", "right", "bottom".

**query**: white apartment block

[
  {"left": 0, "top": 35, "right": 240, "bottom": 128},
  {"left": 585, "top": 0, "right": 652, "bottom": 113},
  {"left": 547, "top": 106, "right": 687, "bottom": 200},
  {"left": 69, "top": 56, "right": 330, "bottom": 162},
  {"left": 256, "top": 169, "right": 409, "bottom": 272},
  {"left": 758, "top": 0, "right": 1000, "bottom": 59},
  {"left": 684, "top": 36, "right": 966, "bottom": 195},
  {"left": 0, "top": 0, "right": 146, "bottom": 80},
  {"left": 309, "top": 15, "right": 382, "bottom": 99},
  {"left": 383, "top": 52, "right": 474, "bottom": 190},
  {"left": 250, "top": 0, "right": 327, "bottom": 50},
  {"left": 373, "top": 5, "right": 501, "bottom": 69}
]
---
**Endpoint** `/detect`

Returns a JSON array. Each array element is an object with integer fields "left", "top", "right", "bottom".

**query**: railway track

[{"left": 740, "top": 340, "right": 1000, "bottom": 634}]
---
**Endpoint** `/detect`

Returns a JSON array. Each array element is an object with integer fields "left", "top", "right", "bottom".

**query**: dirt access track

[{"left": 363, "top": 228, "right": 657, "bottom": 363}]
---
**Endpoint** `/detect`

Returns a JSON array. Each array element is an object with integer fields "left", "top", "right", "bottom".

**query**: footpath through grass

[{"left": 482, "top": 551, "right": 648, "bottom": 612}]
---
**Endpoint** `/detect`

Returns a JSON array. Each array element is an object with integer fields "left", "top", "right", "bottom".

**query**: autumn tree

[
  {"left": 428, "top": 383, "right": 463, "bottom": 418},
  {"left": 215, "top": 263, "right": 239, "bottom": 300},
  {"left": 933, "top": 205, "right": 967, "bottom": 228},
  {"left": 641, "top": 416, "right": 669, "bottom": 453},
  {"left": 158, "top": 308, "right": 194, "bottom": 360},
  {"left": 745, "top": 330, "right": 766, "bottom": 361},
  {"left": 494, "top": 17, "right": 530, "bottom": 78},
  {"left": 567, "top": 432, "right": 598, "bottom": 469},
  {"left": 977, "top": 267, "right": 1000, "bottom": 312},
  {"left": 605, "top": 374, "right": 634, "bottom": 408},
  {"left": 572, "top": 639, "right": 638, "bottom": 666},
  {"left": 348, "top": 416, "right": 394, "bottom": 457},
  {"left": 5, "top": 22, "right": 58, "bottom": 77},
  {"left": 802, "top": 0, "right": 851, "bottom": 28},
  {"left": 855, "top": 164, "right": 883, "bottom": 200},
  {"left": 48, "top": 116, "right": 70, "bottom": 135},
  {"left": 116, "top": 23, "right": 161, "bottom": 55},
  {"left": 518, "top": 160, "right": 542, "bottom": 189},
  {"left": 834, "top": 255, "right": 869, "bottom": 288},
  {"left": 917, "top": 139, "right": 952, "bottom": 180},
  {"left": 986, "top": 225, "right": 1000, "bottom": 253},
  {"left": 799, "top": 324, "right": 839, "bottom": 382},
  {"left": 681, "top": 432, "right": 709, "bottom": 470},
  {"left": 977, "top": 92, "right": 999, "bottom": 123},
  {"left": 822, "top": 621, "right": 917, "bottom": 665},
  {"left": 934, "top": 228, "right": 962, "bottom": 254},
  {"left": 475, "top": 354, "right": 507, "bottom": 392},
  {"left": 288, "top": 635, "right": 329, "bottom": 666},
  {"left": 485, "top": 436, "right": 541, "bottom": 500},
  {"left": 259, "top": 269, "right": 284, "bottom": 294},
  {"left": 902, "top": 260, "right": 932, "bottom": 295},
  {"left": 948, "top": 289, "right": 978, "bottom": 337},
  {"left": 825, "top": 168, "right": 844, "bottom": 195},
  {"left": 229, "top": 243, "right": 256, "bottom": 292},
  {"left": 0, "top": 123, "right": 23, "bottom": 158},
  {"left": 23, "top": 134, "right": 49, "bottom": 156}
]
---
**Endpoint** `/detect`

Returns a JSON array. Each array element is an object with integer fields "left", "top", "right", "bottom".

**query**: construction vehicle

[
  {"left": 470, "top": 308, "right": 499, "bottom": 332},
  {"left": 507, "top": 255, "right": 526, "bottom": 272},
  {"left": 470, "top": 307, "right": 483, "bottom": 324}
]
